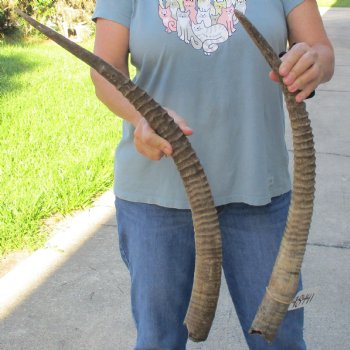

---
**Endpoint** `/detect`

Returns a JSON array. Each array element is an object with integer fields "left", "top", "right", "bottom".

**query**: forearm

[{"left": 91, "top": 69, "right": 142, "bottom": 128}]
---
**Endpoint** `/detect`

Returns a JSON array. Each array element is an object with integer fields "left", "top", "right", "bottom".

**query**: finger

[
  {"left": 165, "top": 108, "right": 193, "bottom": 136},
  {"left": 270, "top": 44, "right": 296, "bottom": 84},
  {"left": 176, "top": 119, "right": 193, "bottom": 136},
  {"left": 141, "top": 128, "right": 172, "bottom": 155},
  {"left": 282, "top": 50, "right": 318, "bottom": 86},
  {"left": 134, "top": 135, "right": 166, "bottom": 160},
  {"left": 269, "top": 70, "right": 280, "bottom": 83},
  {"left": 295, "top": 81, "right": 317, "bottom": 103},
  {"left": 135, "top": 118, "right": 172, "bottom": 156},
  {"left": 279, "top": 43, "right": 309, "bottom": 77},
  {"left": 287, "top": 63, "right": 320, "bottom": 94}
]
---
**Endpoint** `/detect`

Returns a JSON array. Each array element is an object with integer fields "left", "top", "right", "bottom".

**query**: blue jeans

[{"left": 116, "top": 191, "right": 306, "bottom": 350}]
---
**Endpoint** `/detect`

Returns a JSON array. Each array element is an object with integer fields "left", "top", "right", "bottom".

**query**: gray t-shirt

[{"left": 93, "top": 0, "right": 304, "bottom": 209}]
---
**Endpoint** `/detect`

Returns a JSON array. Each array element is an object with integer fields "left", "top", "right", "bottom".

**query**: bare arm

[
  {"left": 270, "top": 0, "right": 335, "bottom": 102},
  {"left": 90, "top": 19, "right": 192, "bottom": 160},
  {"left": 90, "top": 19, "right": 141, "bottom": 127}
]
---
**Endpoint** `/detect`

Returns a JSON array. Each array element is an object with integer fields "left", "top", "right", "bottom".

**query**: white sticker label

[{"left": 288, "top": 287, "right": 319, "bottom": 311}]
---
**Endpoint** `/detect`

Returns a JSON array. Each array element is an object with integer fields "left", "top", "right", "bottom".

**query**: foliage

[
  {"left": 0, "top": 0, "right": 95, "bottom": 37},
  {"left": 0, "top": 1, "right": 17, "bottom": 35}
]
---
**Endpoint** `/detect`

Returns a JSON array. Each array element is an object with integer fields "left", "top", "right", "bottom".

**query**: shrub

[
  {"left": 0, "top": 1, "right": 18, "bottom": 35},
  {"left": 0, "top": 0, "right": 95, "bottom": 39}
]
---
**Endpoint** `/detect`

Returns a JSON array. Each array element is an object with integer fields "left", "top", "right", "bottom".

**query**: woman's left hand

[{"left": 269, "top": 42, "right": 323, "bottom": 103}]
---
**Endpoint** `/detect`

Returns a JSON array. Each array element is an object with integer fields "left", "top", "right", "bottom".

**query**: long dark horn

[
  {"left": 235, "top": 10, "right": 316, "bottom": 342},
  {"left": 15, "top": 9, "right": 221, "bottom": 342}
]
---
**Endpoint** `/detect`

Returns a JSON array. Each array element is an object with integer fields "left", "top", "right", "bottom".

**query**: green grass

[
  {"left": 0, "top": 38, "right": 122, "bottom": 256},
  {"left": 317, "top": 0, "right": 350, "bottom": 6}
]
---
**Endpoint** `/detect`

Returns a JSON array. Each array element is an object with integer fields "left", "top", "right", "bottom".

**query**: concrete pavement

[{"left": 0, "top": 7, "right": 349, "bottom": 350}]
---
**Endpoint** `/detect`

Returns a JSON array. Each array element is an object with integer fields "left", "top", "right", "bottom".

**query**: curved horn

[
  {"left": 235, "top": 10, "right": 316, "bottom": 343},
  {"left": 15, "top": 9, "right": 222, "bottom": 342}
]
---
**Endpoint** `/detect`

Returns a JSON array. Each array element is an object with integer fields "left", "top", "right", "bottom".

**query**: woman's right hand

[{"left": 133, "top": 109, "right": 193, "bottom": 161}]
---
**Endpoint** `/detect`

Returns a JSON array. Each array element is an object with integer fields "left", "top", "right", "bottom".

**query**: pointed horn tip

[
  {"left": 15, "top": 8, "right": 24, "bottom": 15},
  {"left": 15, "top": 9, "right": 28, "bottom": 19}
]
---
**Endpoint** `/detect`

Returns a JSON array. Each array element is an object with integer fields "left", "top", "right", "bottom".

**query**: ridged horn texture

[
  {"left": 16, "top": 9, "right": 222, "bottom": 342},
  {"left": 235, "top": 10, "right": 316, "bottom": 343}
]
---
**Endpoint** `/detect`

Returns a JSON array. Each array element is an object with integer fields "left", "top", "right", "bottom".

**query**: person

[{"left": 90, "top": 1, "right": 334, "bottom": 349}]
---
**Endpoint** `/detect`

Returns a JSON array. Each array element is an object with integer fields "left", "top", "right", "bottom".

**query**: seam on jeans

[
  {"left": 115, "top": 198, "right": 132, "bottom": 271},
  {"left": 118, "top": 240, "right": 132, "bottom": 272}
]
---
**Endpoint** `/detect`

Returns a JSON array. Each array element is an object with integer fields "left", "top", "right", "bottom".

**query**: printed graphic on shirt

[{"left": 158, "top": 0, "right": 247, "bottom": 56}]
